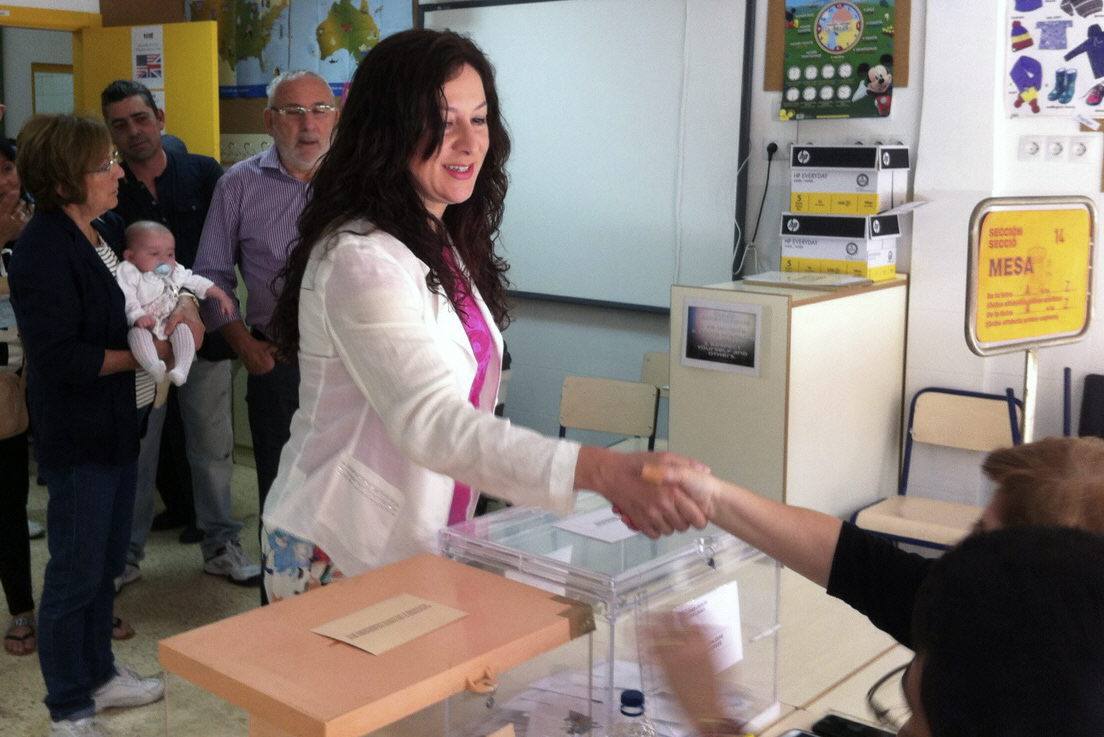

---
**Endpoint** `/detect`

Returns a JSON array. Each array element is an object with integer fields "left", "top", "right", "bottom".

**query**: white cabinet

[{"left": 669, "top": 278, "right": 907, "bottom": 516}]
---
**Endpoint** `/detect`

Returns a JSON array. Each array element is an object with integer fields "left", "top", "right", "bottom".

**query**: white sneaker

[
  {"left": 113, "top": 563, "right": 141, "bottom": 593},
  {"left": 92, "top": 664, "right": 164, "bottom": 713},
  {"left": 48, "top": 717, "right": 107, "bottom": 737},
  {"left": 203, "top": 541, "right": 261, "bottom": 585}
]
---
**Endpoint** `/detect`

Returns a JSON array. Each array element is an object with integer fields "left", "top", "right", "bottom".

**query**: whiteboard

[{"left": 422, "top": 0, "right": 749, "bottom": 308}]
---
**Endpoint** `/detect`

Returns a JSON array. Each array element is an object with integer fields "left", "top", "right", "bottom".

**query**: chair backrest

[
  {"left": 641, "top": 351, "right": 670, "bottom": 392},
  {"left": 558, "top": 376, "right": 659, "bottom": 447},
  {"left": 900, "top": 387, "right": 1022, "bottom": 496}
]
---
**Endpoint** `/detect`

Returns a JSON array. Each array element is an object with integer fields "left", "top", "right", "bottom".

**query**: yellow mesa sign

[{"left": 967, "top": 197, "right": 1095, "bottom": 356}]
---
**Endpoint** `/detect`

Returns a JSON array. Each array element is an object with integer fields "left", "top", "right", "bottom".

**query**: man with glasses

[
  {"left": 193, "top": 71, "right": 339, "bottom": 603},
  {"left": 101, "top": 80, "right": 262, "bottom": 589}
]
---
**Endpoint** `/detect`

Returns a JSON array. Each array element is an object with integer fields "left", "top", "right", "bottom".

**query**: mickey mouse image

[{"left": 851, "top": 53, "right": 893, "bottom": 116}]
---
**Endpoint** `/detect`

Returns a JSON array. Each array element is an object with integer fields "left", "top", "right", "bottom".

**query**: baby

[{"left": 116, "top": 221, "right": 234, "bottom": 385}]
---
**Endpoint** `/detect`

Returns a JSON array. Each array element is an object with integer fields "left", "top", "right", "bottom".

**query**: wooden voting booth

[{"left": 159, "top": 554, "right": 593, "bottom": 737}]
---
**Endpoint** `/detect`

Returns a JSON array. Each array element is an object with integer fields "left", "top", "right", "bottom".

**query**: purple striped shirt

[{"left": 193, "top": 146, "right": 308, "bottom": 335}]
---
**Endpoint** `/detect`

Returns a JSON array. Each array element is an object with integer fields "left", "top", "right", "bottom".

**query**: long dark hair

[{"left": 271, "top": 29, "right": 512, "bottom": 359}]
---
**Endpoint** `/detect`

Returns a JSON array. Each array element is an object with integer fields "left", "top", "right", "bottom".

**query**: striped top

[
  {"left": 94, "top": 241, "right": 156, "bottom": 408},
  {"left": 194, "top": 146, "right": 309, "bottom": 337}
]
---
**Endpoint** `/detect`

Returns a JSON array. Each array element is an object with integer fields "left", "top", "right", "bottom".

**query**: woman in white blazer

[{"left": 261, "top": 29, "right": 707, "bottom": 600}]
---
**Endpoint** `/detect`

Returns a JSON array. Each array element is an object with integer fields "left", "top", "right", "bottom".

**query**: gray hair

[{"left": 266, "top": 70, "right": 333, "bottom": 107}]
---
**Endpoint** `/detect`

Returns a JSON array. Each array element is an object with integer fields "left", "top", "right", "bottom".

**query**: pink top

[{"left": 443, "top": 248, "right": 494, "bottom": 525}]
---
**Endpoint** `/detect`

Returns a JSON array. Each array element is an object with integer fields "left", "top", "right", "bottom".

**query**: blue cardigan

[{"left": 8, "top": 209, "right": 138, "bottom": 468}]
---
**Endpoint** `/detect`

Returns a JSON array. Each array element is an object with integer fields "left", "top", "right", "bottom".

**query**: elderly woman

[
  {"left": 262, "top": 29, "right": 707, "bottom": 601},
  {"left": 7, "top": 115, "right": 174, "bottom": 737}
]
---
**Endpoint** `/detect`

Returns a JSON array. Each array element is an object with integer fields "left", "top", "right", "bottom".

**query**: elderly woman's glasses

[
  {"left": 268, "top": 103, "right": 337, "bottom": 118},
  {"left": 89, "top": 150, "right": 122, "bottom": 175}
]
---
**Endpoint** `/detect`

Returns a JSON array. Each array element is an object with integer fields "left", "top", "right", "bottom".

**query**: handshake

[{"left": 574, "top": 447, "right": 723, "bottom": 540}]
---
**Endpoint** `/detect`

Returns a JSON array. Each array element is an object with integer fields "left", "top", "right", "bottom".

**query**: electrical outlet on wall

[
  {"left": 761, "top": 137, "right": 783, "bottom": 161},
  {"left": 1045, "top": 136, "right": 1068, "bottom": 161},
  {"left": 1018, "top": 135, "right": 1043, "bottom": 161}
]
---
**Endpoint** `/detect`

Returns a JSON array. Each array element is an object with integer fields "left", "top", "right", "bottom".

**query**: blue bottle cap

[{"left": 620, "top": 689, "right": 645, "bottom": 709}]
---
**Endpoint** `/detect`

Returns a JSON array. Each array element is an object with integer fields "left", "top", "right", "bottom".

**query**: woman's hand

[
  {"left": 0, "top": 191, "right": 30, "bottom": 245},
  {"left": 649, "top": 611, "right": 733, "bottom": 734},
  {"left": 575, "top": 448, "right": 709, "bottom": 538},
  {"left": 644, "top": 464, "right": 723, "bottom": 521},
  {"left": 165, "top": 296, "right": 205, "bottom": 351}
]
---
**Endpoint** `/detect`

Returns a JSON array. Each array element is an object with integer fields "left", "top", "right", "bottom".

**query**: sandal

[
  {"left": 111, "top": 616, "right": 135, "bottom": 641},
  {"left": 4, "top": 614, "right": 36, "bottom": 656}
]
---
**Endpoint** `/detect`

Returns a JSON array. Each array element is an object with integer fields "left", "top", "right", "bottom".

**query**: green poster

[{"left": 780, "top": 1, "right": 896, "bottom": 121}]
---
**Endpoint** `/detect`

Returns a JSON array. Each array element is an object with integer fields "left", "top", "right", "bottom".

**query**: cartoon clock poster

[{"left": 780, "top": 1, "right": 897, "bottom": 121}]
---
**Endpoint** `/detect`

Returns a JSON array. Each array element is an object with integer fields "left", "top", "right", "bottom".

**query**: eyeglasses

[
  {"left": 89, "top": 149, "right": 122, "bottom": 175},
  {"left": 268, "top": 103, "right": 337, "bottom": 118}
]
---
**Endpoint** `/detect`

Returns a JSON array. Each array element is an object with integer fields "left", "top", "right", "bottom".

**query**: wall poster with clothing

[
  {"left": 779, "top": 1, "right": 897, "bottom": 121},
  {"left": 1007, "top": 0, "right": 1104, "bottom": 117}
]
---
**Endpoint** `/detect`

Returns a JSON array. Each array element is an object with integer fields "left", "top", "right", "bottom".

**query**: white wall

[
  {"left": 2, "top": 27, "right": 72, "bottom": 138},
  {"left": 503, "top": 0, "right": 929, "bottom": 446},
  {"left": 497, "top": 1, "right": 1104, "bottom": 513},
  {"left": 904, "top": 0, "right": 1104, "bottom": 506}
]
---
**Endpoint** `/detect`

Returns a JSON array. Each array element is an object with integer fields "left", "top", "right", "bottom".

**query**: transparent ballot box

[{"left": 439, "top": 493, "right": 782, "bottom": 737}]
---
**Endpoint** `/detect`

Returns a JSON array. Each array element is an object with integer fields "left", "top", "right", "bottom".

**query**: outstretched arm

[{"left": 648, "top": 466, "right": 841, "bottom": 587}]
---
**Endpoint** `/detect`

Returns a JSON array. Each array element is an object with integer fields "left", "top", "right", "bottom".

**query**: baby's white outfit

[{"left": 116, "top": 261, "right": 215, "bottom": 386}]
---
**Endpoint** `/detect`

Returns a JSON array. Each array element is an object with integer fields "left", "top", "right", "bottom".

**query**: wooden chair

[
  {"left": 558, "top": 376, "right": 660, "bottom": 450},
  {"left": 852, "top": 387, "right": 1022, "bottom": 550}
]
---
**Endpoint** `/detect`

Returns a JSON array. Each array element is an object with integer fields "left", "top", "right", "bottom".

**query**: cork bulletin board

[{"left": 764, "top": 0, "right": 911, "bottom": 91}]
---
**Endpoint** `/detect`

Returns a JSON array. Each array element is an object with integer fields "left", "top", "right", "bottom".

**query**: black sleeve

[{"left": 825, "top": 522, "right": 934, "bottom": 648}]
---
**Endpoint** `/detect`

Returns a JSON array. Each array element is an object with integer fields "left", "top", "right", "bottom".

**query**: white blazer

[{"left": 262, "top": 223, "right": 579, "bottom": 576}]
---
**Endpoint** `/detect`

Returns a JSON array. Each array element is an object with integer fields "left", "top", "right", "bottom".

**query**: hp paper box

[
  {"left": 780, "top": 212, "right": 899, "bottom": 281},
  {"left": 790, "top": 144, "right": 909, "bottom": 216}
]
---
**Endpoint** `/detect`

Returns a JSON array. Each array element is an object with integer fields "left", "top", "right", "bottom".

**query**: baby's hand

[
  {"left": 206, "top": 286, "right": 236, "bottom": 317},
  {"left": 135, "top": 315, "right": 155, "bottom": 330}
]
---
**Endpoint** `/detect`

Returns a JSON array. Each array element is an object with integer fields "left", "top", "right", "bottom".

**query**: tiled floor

[{"left": 1, "top": 463, "right": 263, "bottom": 737}]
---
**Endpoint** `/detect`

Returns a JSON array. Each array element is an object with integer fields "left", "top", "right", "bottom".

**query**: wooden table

[{"left": 160, "top": 554, "right": 592, "bottom": 737}]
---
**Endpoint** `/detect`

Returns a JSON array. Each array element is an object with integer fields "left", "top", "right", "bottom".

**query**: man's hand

[
  {"left": 164, "top": 297, "right": 205, "bottom": 351},
  {"left": 221, "top": 320, "right": 276, "bottom": 375},
  {"left": 574, "top": 448, "right": 709, "bottom": 539},
  {"left": 237, "top": 334, "right": 276, "bottom": 375}
]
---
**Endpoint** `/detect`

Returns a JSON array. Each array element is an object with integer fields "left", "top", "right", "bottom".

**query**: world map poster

[
  {"left": 780, "top": 1, "right": 896, "bottom": 120},
  {"left": 185, "top": 0, "right": 412, "bottom": 98}
]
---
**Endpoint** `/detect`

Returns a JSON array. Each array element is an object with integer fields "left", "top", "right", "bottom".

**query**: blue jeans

[{"left": 38, "top": 461, "right": 136, "bottom": 721}]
